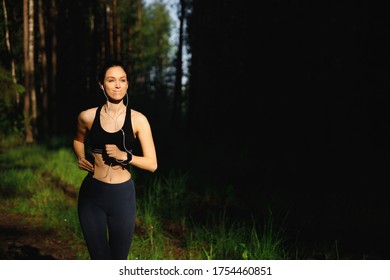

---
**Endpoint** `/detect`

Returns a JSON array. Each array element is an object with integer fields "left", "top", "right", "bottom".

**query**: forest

[{"left": 1, "top": 0, "right": 390, "bottom": 259}]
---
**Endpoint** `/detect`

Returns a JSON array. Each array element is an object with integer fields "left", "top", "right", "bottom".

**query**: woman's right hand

[{"left": 78, "top": 157, "right": 94, "bottom": 172}]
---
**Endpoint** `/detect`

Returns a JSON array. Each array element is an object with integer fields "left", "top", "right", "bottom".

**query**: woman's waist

[
  {"left": 85, "top": 172, "right": 133, "bottom": 189},
  {"left": 92, "top": 163, "right": 131, "bottom": 184}
]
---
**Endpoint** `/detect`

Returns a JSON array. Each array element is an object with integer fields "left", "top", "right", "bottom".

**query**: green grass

[
  {"left": 0, "top": 139, "right": 289, "bottom": 260},
  {"left": 0, "top": 168, "right": 38, "bottom": 197}
]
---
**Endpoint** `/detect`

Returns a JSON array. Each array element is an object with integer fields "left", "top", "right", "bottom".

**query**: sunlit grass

[
  {"left": 0, "top": 141, "right": 87, "bottom": 259},
  {"left": 0, "top": 168, "right": 38, "bottom": 197},
  {"left": 42, "top": 147, "right": 86, "bottom": 187},
  {"left": 0, "top": 144, "right": 48, "bottom": 168}
]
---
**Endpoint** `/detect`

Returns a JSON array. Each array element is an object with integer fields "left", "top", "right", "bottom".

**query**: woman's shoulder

[
  {"left": 130, "top": 108, "right": 148, "bottom": 122},
  {"left": 130, "top": 109, "right": 151, "bottom": 129},
  {"left": 80, "top": 106, "right": 98, "bottom": 115},
  {"left": 78, "top": 107, "right": 99, "bottom": 123}
]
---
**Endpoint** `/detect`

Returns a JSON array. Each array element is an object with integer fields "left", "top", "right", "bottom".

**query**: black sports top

[{"left": 89, "top": 105, "right": 135, "bottom": 155}]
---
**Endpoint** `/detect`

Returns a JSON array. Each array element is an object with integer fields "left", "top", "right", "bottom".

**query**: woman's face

[{"left": 102, "top": 66, "right": 128, "bottom": 102}]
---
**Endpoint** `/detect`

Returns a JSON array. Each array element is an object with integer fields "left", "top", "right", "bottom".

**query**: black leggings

[{"left": 77, "top": 174, "right": 136, "bottom": 260}]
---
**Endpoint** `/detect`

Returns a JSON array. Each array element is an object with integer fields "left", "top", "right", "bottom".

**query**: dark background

[{"left": 184, "top": 1, "right": 390, "bottom": 259}]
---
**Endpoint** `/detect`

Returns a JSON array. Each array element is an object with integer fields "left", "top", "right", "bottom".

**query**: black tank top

[{"left": 89, "top": 105, "right": 135, "bottom": 154}]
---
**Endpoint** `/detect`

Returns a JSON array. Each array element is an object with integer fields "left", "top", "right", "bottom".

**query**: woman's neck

[{"left": 105, "top": 101, "right": 126, "bottom": 116}]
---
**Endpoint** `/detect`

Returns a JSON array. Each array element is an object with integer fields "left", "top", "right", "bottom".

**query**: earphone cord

[
  {"left": 93, "top": 90, "right": 132, "bottom": 180},
  {"left": 102, "top": 89, "right": 132, "bottom": 162}
]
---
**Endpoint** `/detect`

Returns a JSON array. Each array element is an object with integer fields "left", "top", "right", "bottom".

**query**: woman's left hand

[{"left": 105, "top": 144, "right": 126, "bottom": 161}]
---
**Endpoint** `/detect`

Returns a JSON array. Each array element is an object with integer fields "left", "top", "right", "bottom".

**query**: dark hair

[{"left": 98, "top": 60, "right": 128, "bottom": 84}]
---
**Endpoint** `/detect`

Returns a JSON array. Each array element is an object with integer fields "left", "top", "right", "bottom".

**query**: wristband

[{"left": 117, "top": 151, "right": 132, "bottom": 165}]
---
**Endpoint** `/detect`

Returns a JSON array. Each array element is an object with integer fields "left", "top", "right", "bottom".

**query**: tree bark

[
  {"left": 49, "top": 0, "right": 58, "bottom": 134},
  {"left": 172, "top": 0, "right": 186, "bottom": 127},
  {"left": 112, "top": 0, "right": 118, "bottom": 60},
  {"left": 107, "top": 4, "right": 113, "bottom": 59},
  {"left": 23, "top": 0, "right": 33, "bottom": 143},
  {"left": 136, "top": 0, "right": 144, "bottom": 84},
  {"left": 2, "top": 0, "right": 19, "bottom": 104},
  {"left": 38, "top": 0, "right": 49, "bottom": 136},
  {"left": 28, "top": 0, "right": 37, "bottom": 139},
  {"left": 127, "top": 0, "right": 135, "bottom": 79}
]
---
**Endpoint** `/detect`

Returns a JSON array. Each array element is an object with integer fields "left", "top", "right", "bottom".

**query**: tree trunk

[
  {"left": 112, "top": 0, "right": 118, "bottom": 60},
  {"left": 49, "top": 0, "right": 58, "bottom": 134},
  {"left": 107, "top": 4, "right": 113, "bottom": 59},
  {"left": 28, "top": 0, "right": 37, "bottom": 139},
  {"left": 101, "top": 4, "right": 109, "bottom": 60},
  {"left": 116, "top": 7, "right": 121, "bottom": 61},
  {"left": 23, "top": 0, "right": 33, "bottom": 143},
  {"left": 127, "top": 0, "right": 134, "bottom": 79},
  {"left": 136, "top": 0, "right": 144, "bottom": 84},
  {"left": 172, "top": 0, "right": 186, "bottom": 127},
  {"left": 38, "top": 0, "right": 49, "bottom": 137},
  {"left": 2, "top": 0, "right": 19, "bottom": 104}
]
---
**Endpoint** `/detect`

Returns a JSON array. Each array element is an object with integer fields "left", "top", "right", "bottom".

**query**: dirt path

[
  {"left": 0, "top": 208, "right": 85, "bottom": 260},
  {"left": 0, "top": 177, "right": 84, "bottom": 260},
  {"left": 0, "top": 207, "right": 84, "bottom": 260},
  {"left": 0, "top": 148, "right": 83, "bottom": 259}
]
